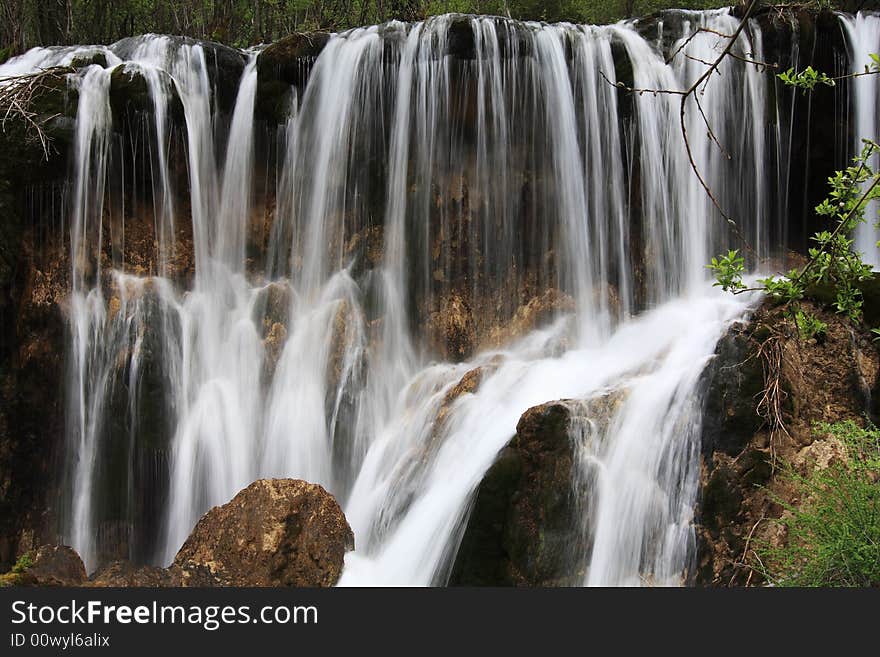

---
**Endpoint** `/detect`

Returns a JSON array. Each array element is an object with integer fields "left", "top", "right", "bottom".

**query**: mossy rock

[
  {"left": 254, "top": 78, "right": 294, "bottom": 125},
  {"left": 451, "top": 401, "right": 583, "bottom": 586},
  {"left": 71, "top": 51, "right": 108, "bottom": 69},
  {"left": 109, "top": 64, "right": 184, "bottom": 125},
  {"left": 701, "top": 464, "right": 743, "bottom": 534},
  {"left": 257, "top": 32, "right": 331, "bottom": 86},
  {"left": 446, "top": 16, "right": 476, "bottom": 60},
  {"left": 448, "top": 447, "right": 522, "bottom": 586},
  {"left": 701, "top": 323, "right": 764, "bottom": 457}
]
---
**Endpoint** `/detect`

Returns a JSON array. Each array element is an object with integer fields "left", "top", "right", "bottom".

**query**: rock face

[
  {"left": 173, "top": 479, "right": 353, "bottom": 587},
  {"left": 696, "top": 298, "right": 880, "bottom": 585},
  {"left": 450, "top": 401, "right": 581, "bottom": 586}
]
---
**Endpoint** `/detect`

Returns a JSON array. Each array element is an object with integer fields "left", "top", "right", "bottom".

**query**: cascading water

[
  {"left": 2, "top": 8, "right": 823, "bottom": 584},
  {"left": 841, "top": 12, "right": 880, "bottom": 268}
]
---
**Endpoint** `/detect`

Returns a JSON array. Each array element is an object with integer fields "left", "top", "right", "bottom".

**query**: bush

[
  {"left": 759, "top": 421, "right": 880, "bottom": 587},
  {"left": 10, "top": 552, "right": 32, "bottom": 574}
]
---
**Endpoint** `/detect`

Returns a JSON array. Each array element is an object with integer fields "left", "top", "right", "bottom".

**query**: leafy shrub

[
  {"left": 10, "top": 552, "right": 33, "bottom": 574},
  {"left": 794, "top": 310, "right": 827, "bottom": 341}
]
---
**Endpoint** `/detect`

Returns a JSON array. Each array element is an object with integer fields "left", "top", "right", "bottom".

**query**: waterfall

[
  {"left": 841, "top": 12, "right": 880, "bottom": 268},
  {"left": 2, "top": 9, "right": 804, "bottom": 584}
]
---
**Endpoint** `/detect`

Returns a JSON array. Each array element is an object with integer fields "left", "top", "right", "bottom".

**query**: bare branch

[{"left": 0, "top": 65, "right": 74, "bottom": 160}]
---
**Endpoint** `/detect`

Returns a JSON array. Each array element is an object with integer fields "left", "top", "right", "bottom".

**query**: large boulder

[
  {"left": 1, "top": 545, "right": 87, "bottom": 586},
  {"left": 450, "top": 399, "right": 610, "bottom": 586},
  {"left": 255, "top": 32, "right": 330, "bottom": 123},
  {"left": 89, "top": 559, "right": 223, "bottom": 587},
  {"left": 173, "top": 478, "right": 354, "bottom": 587}
]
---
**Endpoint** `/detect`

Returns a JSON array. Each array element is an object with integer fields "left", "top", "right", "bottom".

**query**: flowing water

[
  {"left": 2, "top": 9, "right": 871, "bottom": 584},
  {"left": 841, "top": 12, "right": 880, "bottom": 268}
]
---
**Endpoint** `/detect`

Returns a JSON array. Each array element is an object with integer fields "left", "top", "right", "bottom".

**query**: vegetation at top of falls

[
  {"left": 757, "top": 421, "right": 880, "bottom": 587},
  {"left": 0, "top": 1, "right": 859, "bottom": 56},
  {"left": 710, "top": 136, "right": 880, "bottom": 320},
  {"left": 711, "top": 138, "right": 880, "bottom": 332},
  {"left": 709, "top": 48, "right": 880, "bottom": 335}
]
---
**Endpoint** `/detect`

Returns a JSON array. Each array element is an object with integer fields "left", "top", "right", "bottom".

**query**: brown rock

[
  {"left": 89, "top": 560, "right": 173, "bottom": 587},
  {"left": 12, "top": 545, "right": 87, "bottom": 586},
  {"left": 481, "top": 288, "right": 575, "bottom": 350},
  {"left": 430, "top": 293, "right": 477, "bottom": 361},
  {"left": 173, "top": 478, "right": 354, "bottom": 587},
  {"left": 696, "top": 298, "right": 880, "bottom": 586},
  {"left": 89, "top": 559, "right": 223, "bottom": 587}
]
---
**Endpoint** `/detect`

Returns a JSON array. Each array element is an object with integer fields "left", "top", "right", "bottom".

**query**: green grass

[{"left": 759, "top": 421, "right": 880, "bottom": 587}]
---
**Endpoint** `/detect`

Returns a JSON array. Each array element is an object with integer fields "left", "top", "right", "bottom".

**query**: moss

[
  {"left": 0, "top": 552, "right": 33, "bottom": 586},
  {"left": 257, "top": 32, "right": 330, "bottom": 87},
  {"left": 11, "top": 552, "right": 33, "bottom": 573},
  {"left": 108, "top": 64, "right": 184, "bottom": 125},
  {"left": 71, "top": 52, "right": 108, "bottom": 69},
  {"left": 254, "top": 78, "right": 293, "bottom": 125}
]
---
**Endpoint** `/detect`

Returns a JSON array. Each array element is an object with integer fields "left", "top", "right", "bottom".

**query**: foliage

[
  {"left": 711, "top": 139, "right": 880, "bottom": 326},
  {"left": 707, "top": 249, "right": 747, "bottom": 292},
  {"left": 711, "top": 47, "right": 880, "bottom": 327},
  {"left": 0, "top": 1, "right": 756, "bottom": 54},
  {"left": 10, "top": 552, "right": 32, "bottom": 574},
  {"left": 758, "top": 421, "right": 880, "bottom": 587},
  {"left": 794, "top": 309, "right": 827, "bottom": 341},
  {"left": 777, "top": 65, "right": 835, "bottom": 93}
]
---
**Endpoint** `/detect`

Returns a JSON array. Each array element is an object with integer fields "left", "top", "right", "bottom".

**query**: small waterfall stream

[
  {"left": 841, "top": 12, "right": 880, "bottom": 268},
  {"left": 1, "top": 9, "right": 875, "bottom": 585}
]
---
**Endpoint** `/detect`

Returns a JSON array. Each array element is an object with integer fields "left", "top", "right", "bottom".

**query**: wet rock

[
  {"left": 429, "top": 293, "right": 477, "bottom": 361},
  {"left": 256, "top": 32, "right": 330, "bottom": 122},
  {"left": 108, "top": 64, "right": 184, "bottom": 124},
  {"left": 700, "top": 318, "right": 765, "bottom": 457},
  {"left": 450, "top": 401, "right": 582, "bottom": 586},
  {"left": 174, "top": 478, "right": 354, "bottom": 587},
  {"left": 481, "top": 288, "right": 575, "bottom": 350},
  {"left": 262, "top": 321, "right": 288, "bottom": 378},
  {"left": 434, "top": 362, "right": 494, "bottom": 432},
  {"left": 0, "top": 242, "right": 68, "bottom": 570},
  {"left": 258, "top": 33, "right": 331, "bottom": 85},
  {"left": 70, "top": 52, "right": 108, "bottom": 69},
  {"left": 253, "top": 282, "right": 294, "bottom": 380},
  {"left": 113, "top": 36, "right": 245, "bottom": 113},
  {"left": 446, "top": 16, "right": 476, "bottom": 60}
]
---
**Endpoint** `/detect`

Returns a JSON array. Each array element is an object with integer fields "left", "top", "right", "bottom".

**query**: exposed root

[{"left": 754, "top": 327, "right": 791, "bottom": 468}]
